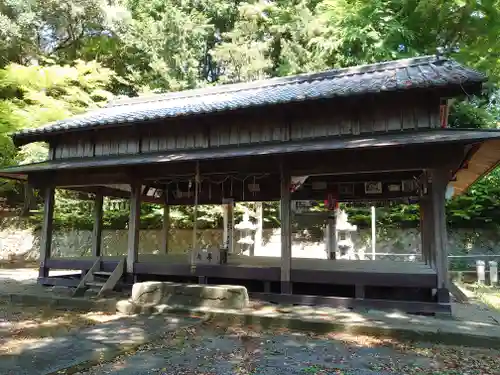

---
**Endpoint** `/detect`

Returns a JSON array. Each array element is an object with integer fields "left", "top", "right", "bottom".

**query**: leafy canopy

[{"left": 0, "top": 0, "right": 499, "bottom": 228}]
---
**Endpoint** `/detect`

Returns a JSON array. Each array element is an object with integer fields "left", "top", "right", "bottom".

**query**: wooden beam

[
  {"left": 286, "top": 144, "right": 464, "bottom": 176},
  {"left": 127, "top": 183, "right": 141, "bottom": 274},
  {"left": 280, "top": 162, "right": 292, "bottom": 294},
  {"left": 28, "top": 143, "right": 465, "bottom": 188},
  {"left": 91, "top": 191, "right": 104, "bottom": 257},
  {"left": 162, "top": 204, "right": 170, "bottom": 253},
  {"left": 38, "top": 186, "right": 55, "bottom": 278}
]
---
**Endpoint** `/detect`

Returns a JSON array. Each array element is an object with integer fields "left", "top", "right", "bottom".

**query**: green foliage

[
  {"left": 1, "top": 0, "right": 500, "bottom": 229},
  {"left": 0, "top": 60, "right": 114, "bottom": 203}
]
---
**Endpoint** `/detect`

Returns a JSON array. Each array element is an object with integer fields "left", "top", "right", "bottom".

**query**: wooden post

[
  {"left": 190, "top": 162, "right": 200, "bottom": 273},
  {"left": 127, "top": 183, "right": 141, "bottom": 274},
  {"left": 419, "top": 199, "right": 425, "bottom": 264},
  {"left": 222, "top": 198, "right": 234, "bottom": 253},
  {"left": 162, "top": 204, "right": 170, "bottom": 253},
  {"left": 39, "top": 186, "right": 55, "bottom": 278},
  {"left": 371, "top": 206, "right": 376, "bottom": 260},
  {"left": 419, "top": 196, "right": 432, "bottom": 265},
  {"left": 326, "top": 215, "right": 336, "bottom": 260},
  {"left": 91, "top": 191, "right": 104, "bottom": 257},
  {"left": 430, "top": 169, "right": 450, "bottom": 303},
  {"left": 280, "top": 163, "right": 292, "bottom": 294}
]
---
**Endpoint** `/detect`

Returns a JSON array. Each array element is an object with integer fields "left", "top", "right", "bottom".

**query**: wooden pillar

[
  {"left": 162, "top": 204, "right": 170, "bottom": 253},
  {"left": 222, "top": 198, "right": 234, "bottom": 253},
  {"left": 253, "top": 202, "right": 263, "bottom": 256},
  {"left": 280, "top": 164, "right": 292, "bottom": 294},
  {"left": 326, "top": 215, "right": 336, "bottom": 260},
  {"left": 429, "top": 169, "right": 450, "bottom": 303},
  {"left": 39, "top": 186, "right": 55, "bottom": 278},
  {"left": 91, "top": 191, "right": 104, "bottom": 257},
  {"left": 127, "top": 183, "right": 141, "bottom": 274},
  {"left": 419, "top": 196, "right": 433, "bottom": 266}
]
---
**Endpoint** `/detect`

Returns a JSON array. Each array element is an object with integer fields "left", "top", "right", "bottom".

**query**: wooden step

[
  {"left": 86, "top": 281, "right": 106, "bottom": 288},
  {"left": 94, "top": 271, "right": 113, "bottom": 277},
  {"left": 73, "top": 256, "right": 125, "bottom": 298}
]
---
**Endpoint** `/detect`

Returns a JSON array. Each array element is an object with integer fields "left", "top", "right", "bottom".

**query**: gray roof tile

[{"left": 12, "top": 55, "right": 486, "bottom": 144}]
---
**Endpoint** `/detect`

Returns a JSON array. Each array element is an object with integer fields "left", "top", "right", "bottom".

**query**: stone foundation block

[
  {"left": 131, "top": 281, "right": 165, "bottom": 307},
  {"left": 127, "top": 282, "right": 249, "bottom": 312}
]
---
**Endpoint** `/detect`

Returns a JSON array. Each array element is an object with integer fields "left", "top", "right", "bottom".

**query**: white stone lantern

[
  {"left": 335, "top": 209, "right": 358, "bottom": 260},
  {"left": 235, "top": 210, "right": 257, "bottom": 256}
]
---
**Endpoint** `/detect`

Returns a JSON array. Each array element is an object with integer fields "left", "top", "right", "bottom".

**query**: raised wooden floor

[
  {"left": 43, "top": 254, "right": 445, "bottom": 314},
  {"left": 46, "top": 254, "right": 436, "bottom": 288}
]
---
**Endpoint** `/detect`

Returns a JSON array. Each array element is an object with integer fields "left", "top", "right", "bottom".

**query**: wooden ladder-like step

[{"left": 73, "top": 257, "right": 126, "bottom": 298}]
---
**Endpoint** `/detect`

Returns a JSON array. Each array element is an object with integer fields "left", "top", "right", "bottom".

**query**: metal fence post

[
  {"left": 489, "top": 261, "right": 498, "bottom": 286},
  {"left": 476, "top": 260, "right": 486, "bottom": 284}
]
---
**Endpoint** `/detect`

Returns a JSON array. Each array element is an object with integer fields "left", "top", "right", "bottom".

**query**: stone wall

[{"left": 1, "top": 226, "right": 500, "bottom": 267}]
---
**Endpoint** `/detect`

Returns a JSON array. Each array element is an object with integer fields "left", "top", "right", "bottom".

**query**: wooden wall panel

[
  {"left": 142, "top": 124, "right": 208, "bottom": 153},
  {"left": 77, "top": 141, "right": 93, "bottom": 157},
  {"left": 51, "top": 95, "right": 442, "bottom": 160},
  {"left": 209, "top": 119, "right": 289, "bottom": 147}
]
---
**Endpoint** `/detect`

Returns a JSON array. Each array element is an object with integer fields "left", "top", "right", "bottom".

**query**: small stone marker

[
  {"left": 476, "top": 260, "right": 486, "bottom": 284},
  {"left": 489, "top": 261, "right": 498, "bottom": 286}
]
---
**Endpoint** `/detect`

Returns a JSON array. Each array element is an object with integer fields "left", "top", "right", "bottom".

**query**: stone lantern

[
  {"left": 335, "top": 209, "right": 358, "bottom": 260},
  {"left": 235, "top": 209, "right": 257, "bottom": 256}
]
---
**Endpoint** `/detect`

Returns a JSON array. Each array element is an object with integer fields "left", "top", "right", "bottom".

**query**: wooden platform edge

[
  {"left": 38, "top": 276, "right": 81, "bottom": 287},
  {"left": 249, "top": 292, "right": 451, "bottom": 314}
]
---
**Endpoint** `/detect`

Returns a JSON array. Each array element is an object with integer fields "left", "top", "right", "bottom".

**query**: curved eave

[
  {"left": 452, "top": 138, "right": 500, "bottom": 196},
  {"left": 2, "top": 129, "right": 500, "bottom": 181}
]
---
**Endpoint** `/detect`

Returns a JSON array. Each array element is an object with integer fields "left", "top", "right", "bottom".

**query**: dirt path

[
  {"left": 2, "top": 269, "right": 500, "bottom": 374},
  {"left": 76, "top": 320, "right": 500, "bottom": 375}
]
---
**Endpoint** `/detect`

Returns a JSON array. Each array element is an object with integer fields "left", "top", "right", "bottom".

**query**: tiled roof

[{"left": 12, "top": 55, "right": 486, "bottom": 144}]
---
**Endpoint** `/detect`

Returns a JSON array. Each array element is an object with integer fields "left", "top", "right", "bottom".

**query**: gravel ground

[
  {"left": 76, "top": 321, "right": 500, "bottom": 375},
  {"left": 0, "top": 268, "right": 78, "bottom": 295}
]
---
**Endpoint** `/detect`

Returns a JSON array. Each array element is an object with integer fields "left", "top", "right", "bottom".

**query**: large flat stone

[
  {"left": 131, "top": 281, "right": 165, "bottom": 306},
  {"left": 129, "top": 282, "right": 249, "bottom": 310}
]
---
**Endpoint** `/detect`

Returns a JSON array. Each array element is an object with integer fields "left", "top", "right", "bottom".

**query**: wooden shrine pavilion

[{"left": 2, "top": 54, "right": 500, "bottom": 314}]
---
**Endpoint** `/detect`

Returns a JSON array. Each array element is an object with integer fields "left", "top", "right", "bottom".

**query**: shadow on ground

[
  {"left": 73, "top": 319, "right": 500, "bottom": 375},
  {"left": 0, "top": 311, "right": 202, "bottom": 375}
]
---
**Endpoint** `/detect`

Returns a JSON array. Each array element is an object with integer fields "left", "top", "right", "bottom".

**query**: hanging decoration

[
  {"left": 388, "top": 183, "right": 401, "bottom": 192},
  {"left": 324, "top": 193, "right": 339, "bottom": 211},
  {"left": 248, "top": 176, "right": 260, "bottom": 197},
  {"left": 163, "top": 173, "right": 270, "bottom": 202},
  {"left": 290, "top": 176, "right": 308, "bottom": 192},
  {"left": 364, "top": 181, "right": 382, "bottom": 194}
]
